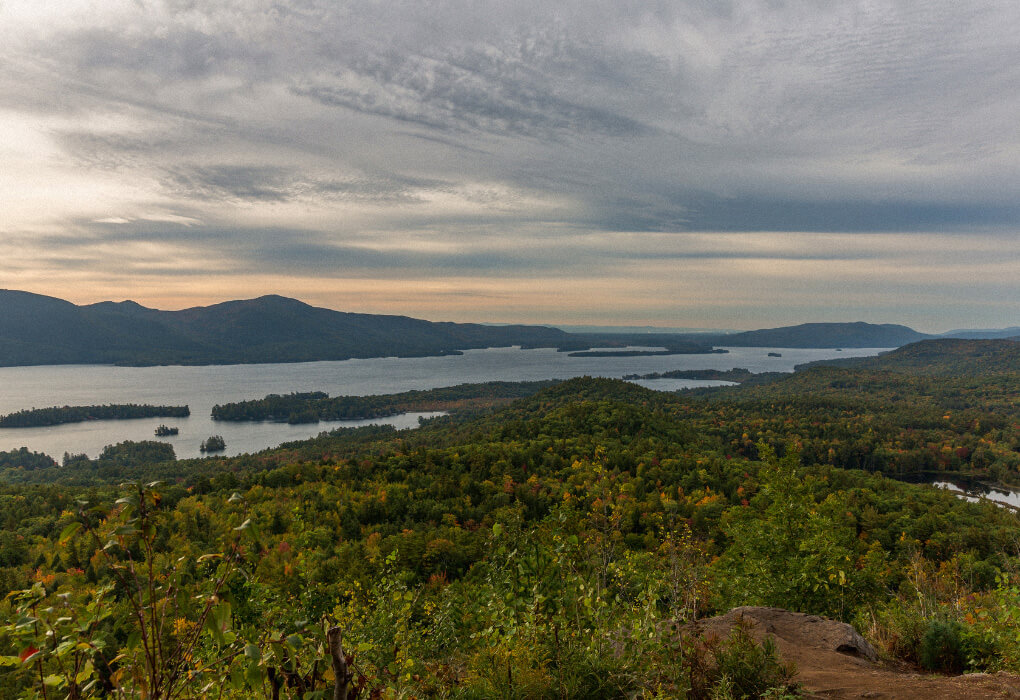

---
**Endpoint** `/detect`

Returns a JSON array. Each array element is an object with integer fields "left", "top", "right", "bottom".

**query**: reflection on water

[{"left": 933, "top": 480, "right": 1020, "bottom": 509}]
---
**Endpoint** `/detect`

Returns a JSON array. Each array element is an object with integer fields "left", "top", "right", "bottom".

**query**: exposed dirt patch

[{"left": 695, "top": 607, "right": 1020, "bottom": 698}]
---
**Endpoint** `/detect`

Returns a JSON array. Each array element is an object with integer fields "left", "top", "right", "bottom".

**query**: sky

[{"left": 1, "top": 0, "right": 1017, "bottom": 332}]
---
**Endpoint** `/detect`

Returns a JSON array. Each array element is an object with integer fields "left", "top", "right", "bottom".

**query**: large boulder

[
  {"left": 692, "top": 607, "right": 1020, "bottom": 698},
  {"left": 694, "top": 606, "right": 878, "bottom": 664}
]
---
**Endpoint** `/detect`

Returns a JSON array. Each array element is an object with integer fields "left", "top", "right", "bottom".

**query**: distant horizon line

[{"left": 3, "top": 287, "right": 1018, "bottom": 337}]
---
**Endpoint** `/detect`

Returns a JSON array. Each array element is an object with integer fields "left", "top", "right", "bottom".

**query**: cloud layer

[{"left": 1, "top": 0, "right": 1017, "bottom": 330}]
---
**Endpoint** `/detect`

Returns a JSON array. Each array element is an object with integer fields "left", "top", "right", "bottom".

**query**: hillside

[
  {"left": 721, "top": 321, "right": 929, "bottom": 348},
  {"left": 0, "top": 290, "right": 572, "bottom": 366},
  {"left": 938, "top": 327, "right": 1020, "bottom": 340},
  {"left": 794, "top": 338, "right": 1020, "bottom": 375}
]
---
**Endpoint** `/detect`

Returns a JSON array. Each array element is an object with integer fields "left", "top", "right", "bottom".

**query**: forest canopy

[{"left": 0, "top": 339, "right": 1018, "bottom": 698}]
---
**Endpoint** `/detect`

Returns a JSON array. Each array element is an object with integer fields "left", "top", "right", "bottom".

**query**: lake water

[
  {"left": 933, "top": 480, "right": 1020, "bottom": 510},
  {"left": 0, "top": 345, "right": 886, "bottom": 460}
]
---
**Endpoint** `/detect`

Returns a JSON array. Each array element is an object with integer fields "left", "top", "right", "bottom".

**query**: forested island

[
  {"left": 200, "top": 435, "right": 226, "bottom": 452},
  {"left": 0, "top": 403, "right": 190, "bottom": 428},
  {"left": 623, "top": 367, "right": 759, "bottom": 382},
  {"left": 211, "top": 380, "right": 558, "bottom": 423},
  {"left": 1, "top": 338, "right": 1019, "bottom": 698},
  {"left": 567, "top": 347, "right": 727, "bottom": 358}
]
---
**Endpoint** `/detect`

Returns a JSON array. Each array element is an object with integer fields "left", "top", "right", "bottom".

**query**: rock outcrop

[
  {"left": 694, "top": 606, "right": 1020, "bottom": 699},
  {"left": 696, "top": 606, "right": 878, "bottom": 664}
]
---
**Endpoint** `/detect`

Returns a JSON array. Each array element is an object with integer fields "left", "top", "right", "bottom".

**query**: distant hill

[
  {"left": 795, "top": 338, "right": 1020, "bottom": 375},
  {"left": 938, "top": 327, "right": 1020, "bottom": 340},
  {"left": 720, "top": 322, "right": 928, "bottom": 348},
  {"left": 4, "top": 289, "right": 1012, "bottom": 367},
  {"left": 0, "top": 290, "right": 571, "bottom": 366}
]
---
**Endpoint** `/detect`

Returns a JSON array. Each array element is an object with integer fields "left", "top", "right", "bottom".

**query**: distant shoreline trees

[{"left": 0, "top": 404, "right": 190, "bottom": 428}]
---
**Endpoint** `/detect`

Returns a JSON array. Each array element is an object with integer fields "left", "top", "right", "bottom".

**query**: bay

[{"left": 0, "top": 345, "right": 885, "bottom": 460}]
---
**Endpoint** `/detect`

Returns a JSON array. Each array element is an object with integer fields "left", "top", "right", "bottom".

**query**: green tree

[{"left": 716, "top": 443, "right": 883, "bottom": 619}]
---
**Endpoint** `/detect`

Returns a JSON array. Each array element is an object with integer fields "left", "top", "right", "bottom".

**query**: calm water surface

[
  {"left": 0, "top": 346, "right": 886, "bottom": 460},
  {"left": 933, "top": 480, "right": 1020, "bottom": 510}
]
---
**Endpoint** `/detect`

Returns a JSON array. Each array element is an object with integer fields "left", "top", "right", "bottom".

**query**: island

[
  {"left": 0, "top": 404, "right": 190, "bottom": 428},
  {"left": 154, "top": 425, "right": 179, "bottom": 436},
  {"left": 200, "top": 435, "right": 226, "bottom": 452},
  {"left": 211, "top": 381, "right": 559, "bottom": 424},
  {"left": 567, "top": 347, "right": 727, "bottom": 358},
  {"left": 623, "top": 368, "right": 757, "bottom": 382}
]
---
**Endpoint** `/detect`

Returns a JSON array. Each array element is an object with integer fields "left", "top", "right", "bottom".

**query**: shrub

[
  {"left": 712, "top": 621, "right": 798, "bottom": 698},
  {"left": 919, "top": 620, "right": 965, "bottom": 673}
]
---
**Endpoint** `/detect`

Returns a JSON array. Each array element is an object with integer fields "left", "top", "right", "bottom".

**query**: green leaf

[
  {"left": 58, "top": 522, "right": 82, "bottom": 544},
  {"left": 230, "top": 666, "right": 244, "bottom": 691},
  {"left": 246, "top": 659, "right": 263, "bottom": 685},
  {"left": 492, "top": 523, "right": 503, "bottom": 538},
  {"left": 76, "top": 661, "right": 94, "bottom": 684},
  {"left": 15, "top": 616, "right": 38, "bottom": 630}
]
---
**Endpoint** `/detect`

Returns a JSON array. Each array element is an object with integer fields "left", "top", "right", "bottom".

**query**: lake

[
  {"left": 0, "top": 345, "right": 886, "bottom": 460},
  {"left": 934, "top": 480, "right": 1020, "bottom": 510}
]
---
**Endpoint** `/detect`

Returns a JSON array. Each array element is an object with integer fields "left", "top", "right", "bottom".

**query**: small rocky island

[
  {"left": 200, "top": 435, "right": 226, "bottom": 452},
  {"left": 154, "top": 424, "right": 179, "bottom": 436}
]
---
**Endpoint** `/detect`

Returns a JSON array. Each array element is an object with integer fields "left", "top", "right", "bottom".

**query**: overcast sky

[{"left": 1, "top": 0, "right": 1017, "bottom": 331}]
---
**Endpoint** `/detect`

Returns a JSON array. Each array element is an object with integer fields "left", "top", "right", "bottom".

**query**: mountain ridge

[
  {"left": 0, "top": 290, "right": 571, "bottom": 366},
  {"left": 1, "top": 289, "right": 1014, "bottom": 367},
  {"left": 720, "top": 321, "right": 928, "bottom": 348}
]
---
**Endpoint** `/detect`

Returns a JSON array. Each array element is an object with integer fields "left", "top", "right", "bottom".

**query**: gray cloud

[
  {"left": 585, "top": 192, "right": 1020, "bottom": 234},
  {"left": 0, "top": 0, "right": 1017, "bottom": 327},
  {"left": 290, "top": 43, "right": 652, "bottom": 139},
  {"left": 160, "top": 165, "right": 440, "bottom": 204}
]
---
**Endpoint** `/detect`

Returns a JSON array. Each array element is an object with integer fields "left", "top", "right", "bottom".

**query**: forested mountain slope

[
  {"left": 796, "top": 337, "right": 1020, "bottom": 375},
  {"left": 0, "top": 290, "right": 570, "bottom": 365},
  {"left": 719, "top": 321, "right": 928, "bottom": 348},
  {"left": 8, "top": 288, "right": 1009, "bottom": 367}
]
